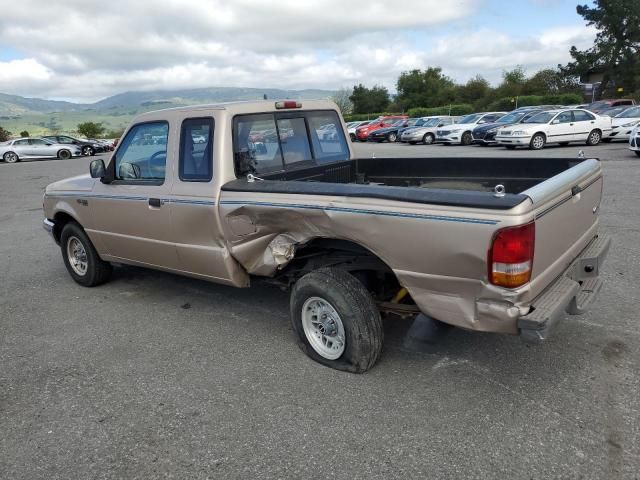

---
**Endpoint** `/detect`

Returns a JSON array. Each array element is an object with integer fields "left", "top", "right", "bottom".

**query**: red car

[
  {"left": 355, "top": 115, "right": 408, "bottom": 141},
  {"left": 587, "top": 99, "right": 636, "bottom": 114}
]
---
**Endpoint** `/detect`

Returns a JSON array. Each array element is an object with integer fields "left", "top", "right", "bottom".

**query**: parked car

[
  {"left": 355, "top": 115, "right": 408, "bottom": 141},
  {"left": 0, "top": 137, "right": 82, "bottom": 163},
  {"left": 400, "top": 116, "right": 458, "bottom": 144},
  {"left": 472, "top": 109, "right": 549, "bottom": 145},
  {"left": 366, "top": 119, "right": 411, "bottom": 143},
  {"left": 495, "top": 109, "right": 612, "bottom": 150},
  {"left": 42, "top": 99, "right": 609, "bottom": 373},
  {"left": 347, "top": 121, "right": 370, "bottom": 141},
  {"left": 43, "top": 135, "right": 107, "bottom": 156},
  {"left": 628, "top": 124, "right": 640, "bottom": 157},
  {"left": 586, "top": 99, "right": 636, "bottom": 114},
  {"left": 436, "top": 112, "right": 507, "bottom": 145},
  {"left": 598, "top": 106, "right": 630, "bottom": 118},
  {"left": 603, "top": 106, "right": 640, "bottom": 142}
]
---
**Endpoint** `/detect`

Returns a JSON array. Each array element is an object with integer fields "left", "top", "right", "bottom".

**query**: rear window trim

[{"left": 178, "top": 116, "right": 215, "bottom": 183}]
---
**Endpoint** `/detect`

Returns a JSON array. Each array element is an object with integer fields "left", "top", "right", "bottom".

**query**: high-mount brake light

[
  {"left": 488, "top": 222, "right": 535, "bottom": 288},
  {"left": 275, "top": 101, "right": 302, "bottom": 109}
]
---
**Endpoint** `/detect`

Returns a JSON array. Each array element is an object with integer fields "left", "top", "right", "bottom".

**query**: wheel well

[
  {"left": 533, "top": 131, "right": 546, "bottom": 139},
  {"left": 52, "top": 212, "right": 78, "bottom": 242},
  {"left": 274, "top": 238, "right": 403, "bottom": 302}
]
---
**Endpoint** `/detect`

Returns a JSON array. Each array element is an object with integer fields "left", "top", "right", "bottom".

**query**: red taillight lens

[
  {"left": 488, "top": 222, "right": 535, "bottom": 288},
  {"left": 275, "top": 100, "right": 301, "bottom": 109}
]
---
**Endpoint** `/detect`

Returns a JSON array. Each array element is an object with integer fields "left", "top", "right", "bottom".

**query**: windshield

[
  {"left": 423, "top": 118, "right": 442, "bottom": 127},
  {"left": 457, "top": 113, "right": 482, "bottom": 124},
  {"left": 616, "top": 106, "right": 640, "bottom": 118},
  {"left": 496, "top": 111, "right": 527, "bottom": 124},
  {"left": 523, "top": 111, "right": 556, "bottom": 124}
]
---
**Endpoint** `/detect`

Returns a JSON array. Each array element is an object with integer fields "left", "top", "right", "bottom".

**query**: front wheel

[
  {"left": 82, "top": 146, "right": 94, "bottom": 156},
  {"left": 586, "top": 129, "right": 602, "bottom": 146},
  {"left": 349, "top": 133, "right": 356, "bottom": 142},
  {"left": 422, "top": 133, "right": 435, "bottom": 145},
  {"left": 3, "top": 151, "right": 19, "bottom": 163},
  {"left": 529, "top": 133, "right": 546, "bottom": 150},
  {"left": 290, "top": 268, "right": 383, "bottom": 373},
  {"left": 58, "top": 149, "right": 72, "bottom": 160},
  {"left": 387, "top": 132, "right": 397, "bottom": 142},
  {"left": 461, "top": 131, "right": 473, "bottom": 146},
  {"left": 60, "top": 222, "right": 112, "bottom": 287}
]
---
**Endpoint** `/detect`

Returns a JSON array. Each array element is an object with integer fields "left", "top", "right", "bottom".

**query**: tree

[
  {"left": 331, "top": 87, "right": 353, "bottom": 115},
  {"left": 495, "top": 66, "right": 527, "bottom": 99},
  {"left": 77, "top": 121, "right": 106, "bottom": 139},
  {"left": 20, "top": 130, "right": 29, "bottom": 137},
  {"left": 0, "top": 126, "right": 11, "bottom": 142},
  {"left": 349, "top": 84, "right": 390, "bottom": 114},
  {"left": 523, "top": 68, "right": 581, "bottom": 95},
  {"left": 395, "top": 68, "right": 456, "bottom": 110},
  {"left": 455, "top": 75, "right": 492, "bottom": 108},
  {"left": 560, "top": 0, "right": 640, "bottom": 97}
]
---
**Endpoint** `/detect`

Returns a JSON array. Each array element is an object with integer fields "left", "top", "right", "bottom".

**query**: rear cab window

[{"left": 233, "top": 110, "right": 349, "bottom": 176}]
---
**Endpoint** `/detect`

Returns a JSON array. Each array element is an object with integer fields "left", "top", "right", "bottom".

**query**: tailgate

[{"left": 524, "top": 159, "right": 603, "bottom": 300}]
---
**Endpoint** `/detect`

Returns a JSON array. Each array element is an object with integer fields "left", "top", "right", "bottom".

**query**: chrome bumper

[{"left": 43, "top": 218, "right": 55, "bottom": 238}]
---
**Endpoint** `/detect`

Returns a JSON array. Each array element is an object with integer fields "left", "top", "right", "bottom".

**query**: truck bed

[{"left": 223, "top": 156, "right": 587, "bottom": 210}]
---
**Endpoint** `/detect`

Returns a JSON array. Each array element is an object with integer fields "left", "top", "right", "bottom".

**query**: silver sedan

[{"left": 0, "top": 137, "right": 83, "bottom": 163}]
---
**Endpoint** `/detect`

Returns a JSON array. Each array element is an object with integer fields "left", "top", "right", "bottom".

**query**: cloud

[{"left": 0, "top": 0, "right": 597, "bottom": 102}]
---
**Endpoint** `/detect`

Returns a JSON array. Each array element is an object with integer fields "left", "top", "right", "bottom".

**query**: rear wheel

[
  {"left": 422, "top": 133, "right": 435, "bottom": 145},
  {"left": 387, "top": 132, "right": 398, "bottom": 142},
  {"left": 58, "top": 149, "right": 72, "bottom": 160},
  {"left": 586, "top": 129, "right": 602, "bottom": 146},
  {"left": 349, "top": 133, "right": 356, "bottom": 142},
  {"left": 290, "top": 267, "right": 383, "bottom": 373},
  {"left": 60, "top": 222, "right": 112, "bottom": 287},
  {"left": 461, "top": 131, "right": 473, "bottom": 146},
  {"left": 529, "top": 133, "right": 546, "bottom": 150},
  {"left": 3, "top": 151, "right": 19, "bottom": 163}
]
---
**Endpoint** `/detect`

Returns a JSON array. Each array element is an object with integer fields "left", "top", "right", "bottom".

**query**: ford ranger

[{"left": 42, "top": 100, "right": 610, "bottom": 372}]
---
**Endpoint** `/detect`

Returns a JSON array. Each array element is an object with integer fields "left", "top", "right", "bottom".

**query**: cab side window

[
  {"left": 573, "top": 110, "right": 595, "bottom": 122},
  {"left": 179, "top": 118, "right": 214, "bottom": 182},
  {"left": 115, "top": 122, "right": 168, "bottom": 182},
  {"left": 556, "top": 112, "right": 574, "bottom": 123}
]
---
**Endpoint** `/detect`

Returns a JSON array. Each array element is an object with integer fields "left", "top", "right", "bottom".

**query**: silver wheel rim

[
  {"left": 5, "top": 152, "right": 17, "bottom": 163},
  {"left": 590, "top": 131, "right": 600, "bottom": 144},
  {"left": 83, "top": 147, "right": 91, "bottom": 155},
  {"left": 66, "top": 236, "right": 88, "bottom": 276},
  {"left": 301, "top": 297, "right": 346, "bottom": 360},
  {"left": 424, "top": 134, "right": 433, "bottom": 144},
  {"left": 389, "top": 133, "right": 397, "bottom": 142},
  {"left": 532, "top": 135, "right": 544, "bottom": 149}
]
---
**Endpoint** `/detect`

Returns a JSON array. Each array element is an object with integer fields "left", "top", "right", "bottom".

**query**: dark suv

[{"left": 42, "top": 135, "right": 106, "bottom": 156}]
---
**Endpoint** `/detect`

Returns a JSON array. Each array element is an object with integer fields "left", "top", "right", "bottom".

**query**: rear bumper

[{"left": 518, "top": 234, "right": 611, "bottom": 343}]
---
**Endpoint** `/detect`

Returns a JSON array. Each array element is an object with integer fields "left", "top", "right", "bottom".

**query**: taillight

[
  {"left": 488, "top": 222, "right": 535, "bottom": 288},
  {"left": 275, "top": 100, "right": 301, "bottom": 109}
]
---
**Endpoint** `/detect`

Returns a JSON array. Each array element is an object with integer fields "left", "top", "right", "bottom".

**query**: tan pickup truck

[{"left": 43, "top": 100, "right": 610, "bottom": 372}]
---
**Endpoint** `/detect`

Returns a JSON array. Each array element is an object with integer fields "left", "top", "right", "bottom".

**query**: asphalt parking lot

[{"left": 1, "top": 141, "right": 639, "bottom": 479}]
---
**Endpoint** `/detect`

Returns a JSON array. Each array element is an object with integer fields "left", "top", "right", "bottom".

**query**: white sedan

[
  {"left": 435, "top": 112, "right": 506, "bottom": 145},
  {"left": 0, "top": 137, "right": 83, "bottom": 163},
  {"left": 604, "top": 106, "right": 640, "bottom": 142},
  {"left": 629, "top": 124, "right": 640, "bottom": 157},
  {"left": 495, "top": 109, "right": 612, "bottom": 150}
]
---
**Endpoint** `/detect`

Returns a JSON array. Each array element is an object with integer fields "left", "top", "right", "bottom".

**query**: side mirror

[
  {"left": 551, "top": 119, "right": 560, "bottom": 125},
  {"left": 438, "top": 123, "right": 445, "bottom": 127},
  {"left": 90, "top": 159, "right": 106, "bottom": 178},
  {"left": 119, "top": 162, "right": 141, "bottom": 179}
]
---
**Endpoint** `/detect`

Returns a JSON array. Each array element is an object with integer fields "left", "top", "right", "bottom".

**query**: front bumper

[
  {"left": 496, "top": 136, "right": 531, "bottom": 146},
  {"left": 518, "top": 235, "right": 611, "bottom": 343},
  {"left": 43, "top": 219, "right": 56, "bottom": 242},
  {"left": 435, "top": 132, "right": 461, "bottom": 144}
]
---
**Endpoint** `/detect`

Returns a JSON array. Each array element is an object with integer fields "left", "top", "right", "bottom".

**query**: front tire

[
  {"left": 529, "top": 133, "right": 546, "bottom": 150},
  {"left": 422, "top": 133, "right": 435, "bottom": 145},
  {"left": 3, "top": 151, "right": 19, "bottom": 163},
  {"left": 290, "top": 268, "right": 383, "bottom": 373},
  {"left": 586, "top": 129, "right": 602, "bottom": 146},
  {"left": 82, "top": 146, "right": 95, "bottom": 156},
  {"left": 60, "top": 222, "right": 112, "bottom": 287},
  {"left": 387, "top": 132, "right": 397, "bottom": 142},
  {"left": 58, "top": 149, "right": 72, "bottom": 160},
  {"left": 461, "top": 131, "right": 473, "bottom": 146},
  {"left": 349, "top": 133, "right": 356, "bottom": 142}
]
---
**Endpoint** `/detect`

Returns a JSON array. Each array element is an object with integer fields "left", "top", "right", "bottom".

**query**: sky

[{"left": 0, "top": 0, "right": 597, "bottom": 103}]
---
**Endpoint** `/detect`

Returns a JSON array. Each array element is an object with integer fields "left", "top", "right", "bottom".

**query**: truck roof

[{"left": 133, "top": 99, "right": 340, "bottom": 123}]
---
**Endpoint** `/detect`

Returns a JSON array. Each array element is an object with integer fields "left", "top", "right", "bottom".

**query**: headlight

[
  {"left": 622, "top": 121, "right": 640, "bottom": 128},
  {"left": 449, "top": 129, "right": 461, "bottom": 133},
  {"left": 487, "top": 127, "right": 498, "bottom": 133},
  {"left": 511, "top": 130, "right": 527, "bottom": 136}
]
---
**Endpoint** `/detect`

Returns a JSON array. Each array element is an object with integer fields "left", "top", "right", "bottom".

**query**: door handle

[
  {"left": 570, "top": 123, "right": 574, "bottom": 126},
  {"left": 148, "top": 198, "right": 162, "bottom": 208}
]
